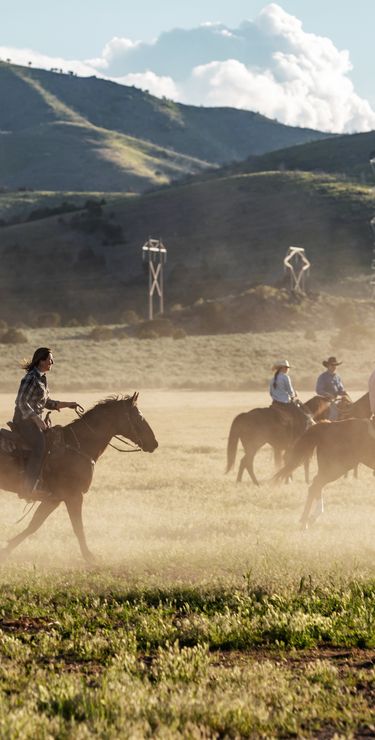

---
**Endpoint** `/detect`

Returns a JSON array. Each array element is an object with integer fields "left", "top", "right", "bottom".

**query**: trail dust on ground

[{"left": 0, "top": 390, "right": 374, "bottom": 585}]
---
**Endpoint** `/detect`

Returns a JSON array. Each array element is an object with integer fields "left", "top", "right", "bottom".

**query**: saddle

[{"left": 0, "top": 423, "right": 65, "bottom": 460}]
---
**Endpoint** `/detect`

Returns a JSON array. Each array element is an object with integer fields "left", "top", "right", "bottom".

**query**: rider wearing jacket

[{"left": 13, "top": 347, "right": 77, "bottom": 497}]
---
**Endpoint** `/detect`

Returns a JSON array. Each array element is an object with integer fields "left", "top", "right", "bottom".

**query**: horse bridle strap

[{"left": 74, "top": 406, "right": 142, "bottom": 453}]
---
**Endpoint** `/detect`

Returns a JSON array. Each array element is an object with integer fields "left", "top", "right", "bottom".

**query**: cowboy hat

[
  {"left": 322, "top": 356, "right": 342, "bottom": 367},
  {"left": 272, "top": 359, "right": 290, "bottom": 370}
]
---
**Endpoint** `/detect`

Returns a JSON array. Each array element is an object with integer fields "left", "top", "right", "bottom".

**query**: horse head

[{"left": 118, "top": 393, "right": 158, "bottom": 453}]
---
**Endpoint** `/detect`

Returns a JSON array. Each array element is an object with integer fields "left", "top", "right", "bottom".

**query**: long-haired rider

[{"left": 13, "top": 347, "right": 78, "bottom": 497}]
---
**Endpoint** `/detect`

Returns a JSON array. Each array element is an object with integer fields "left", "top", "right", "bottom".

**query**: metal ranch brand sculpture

[
  {"left": 142, "top": 238, "right": 167, "bottom": 320},
  {"left": 284, "top": 246, "right": 311, "bottom": 294}
]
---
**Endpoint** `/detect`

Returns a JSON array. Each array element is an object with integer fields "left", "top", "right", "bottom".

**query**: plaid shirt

[{"left": 14, "top": 367, "right": 60, "bottom": 420}]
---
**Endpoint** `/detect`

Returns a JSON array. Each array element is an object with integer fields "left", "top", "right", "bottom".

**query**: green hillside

[
  {"left": 0, "top": 172, "right": 373, "bottom": 323},
  {"left": 230, "top": 130, "right": 375, "bottom": 183},
  {"left": 0, "top": 63, "right": 328, "bottom": 192}
]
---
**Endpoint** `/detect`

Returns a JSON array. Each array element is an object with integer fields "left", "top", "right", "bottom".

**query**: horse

[
  {"left": 0, "top": 393, "right": 158, "bottom": 563},
  {"left": 226, "top": 396, "right": 331, "bottom": 486},
  {"left": 273, "top": 417, "right": 375, "bottom": 529},
  {"left": 337, "top": 392, "right": 370, "bottom": 420}
]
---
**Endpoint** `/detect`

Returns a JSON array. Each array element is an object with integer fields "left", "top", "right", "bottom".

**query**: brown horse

[
  {"left": 0, "top": 393, "right": 158, "bottom": 563},
  {"left": 273, "top": 418, "right": 375, "bottom": 529},
  {"left": 226, "top": 396, "right": 331, "bottom": 486},
  {"left": 337, "top": 392, "right": 370, "bottom": 420}
]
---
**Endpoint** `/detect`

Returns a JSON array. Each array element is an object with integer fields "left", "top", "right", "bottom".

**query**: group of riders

[
  {"left": 10, "top": 346, "right": 374, "bottom": 501},
  {"left": 270, "top": 355, "right": 349, "bottom": 427}
]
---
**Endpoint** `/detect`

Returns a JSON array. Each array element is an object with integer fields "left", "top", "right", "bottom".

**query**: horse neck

[
  {"left": 65, "top": 407, "right": 118, "bottom": 460},
  {"left": 351, "top": 392, "right": 370, "bottom": 417}
]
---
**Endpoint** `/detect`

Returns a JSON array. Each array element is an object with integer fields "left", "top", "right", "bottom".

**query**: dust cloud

[{"left": 0, "top": 391, "right": 373, "bottom": 587}]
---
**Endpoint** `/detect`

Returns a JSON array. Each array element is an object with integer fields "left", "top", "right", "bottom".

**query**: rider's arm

[
  {"left": 284, "top": 374, "right": 296, "bottom": 400},
  {"left": 336, "top": 376, "right": 345, "bottom": 394},
  {"left": 53, "top": 401, "right": 77, "bottom": 410}
]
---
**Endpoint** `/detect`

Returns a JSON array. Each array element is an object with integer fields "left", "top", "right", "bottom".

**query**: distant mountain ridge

[{"left": 0, "top": 62, "right": 329, "bottom": 192}]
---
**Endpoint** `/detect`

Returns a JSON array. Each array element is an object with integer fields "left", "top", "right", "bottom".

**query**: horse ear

[{"left": 131, "top": 392, "right": 139, "bottom": 405}]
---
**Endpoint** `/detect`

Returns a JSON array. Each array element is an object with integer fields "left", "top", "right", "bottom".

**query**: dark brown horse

[
  {"left": 0, "top": 393, "right": 158, "bottom": 563},
  {"left": 273, "top": 418, "right": 375, "bottom": 529},
  {"left": 226, "top": 396, "right": 331, "bottom": 486},
  {"left": 337, "top": 392, "right": 370, "bottom": 420}
]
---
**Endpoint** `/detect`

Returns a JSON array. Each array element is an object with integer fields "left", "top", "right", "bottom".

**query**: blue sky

[{"left": 1, "top": 1, "right": 373, "bottom": 132}]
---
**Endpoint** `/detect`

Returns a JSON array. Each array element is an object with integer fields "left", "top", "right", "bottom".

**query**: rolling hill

[
  {"left": 0, "top": 62, "right": 329, "bottom": 192},
  {"left": 0, "top": 171, "right": 374, "bottom": 324},
  {"left": 228, "top": 130, "right": 375, "bottom": 184}
]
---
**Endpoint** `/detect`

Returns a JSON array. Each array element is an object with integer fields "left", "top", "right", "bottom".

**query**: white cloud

[
  {"left": 115, "top": 71, "right": 180, "bottom": 100},
  {"left": 2, "top": 4, "right": 374, "bottom": 134}
]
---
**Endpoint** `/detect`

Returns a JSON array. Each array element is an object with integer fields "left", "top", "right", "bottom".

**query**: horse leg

[
  {"left": 243, "top": 451, "right": 260, "bottom": 486},
  {"left": 300, "top": 477, "right": 322, "bottom": 530},
  {"left": 65, "top": 493, "right": 95, "bottom": 563},
  {"left": 236, "top": 456, "right": 247, "bottom": 483},
  {"left": 0, "top": 499, "right": 60, "bottom": 562},
  {"left": 309, "top": 491, "right": 324, "bottom": 525},
  {"left": 273, "top": 447, "right": 283, "bottom": 470},
  {"left": 304, "top": 459, "right": 310, "bottom": 484}
]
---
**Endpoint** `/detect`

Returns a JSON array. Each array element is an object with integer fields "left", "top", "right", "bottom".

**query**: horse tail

[
  {"left": 273, "top": 423, "right": 327, "bottom": 484},
  {"left": 226, "top": 414, "right": 245, "bottom": 473}
]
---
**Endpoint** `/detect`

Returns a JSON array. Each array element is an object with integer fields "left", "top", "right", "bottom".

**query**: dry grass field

[
  {"left": 0, "top": 389, "right": 373, "bottom": 578},
  {"left": 0, "top": 379, "right": 374, "bottom": 735},
  {"left": 1, "top": 325, "right": 375, "bottom": 394}
]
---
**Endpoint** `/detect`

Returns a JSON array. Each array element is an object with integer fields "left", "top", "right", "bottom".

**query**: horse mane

[{"left": 68, "top": 395, "right": 133, "bottom": 427}]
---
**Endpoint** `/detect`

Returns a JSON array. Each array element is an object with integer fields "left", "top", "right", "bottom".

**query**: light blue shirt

[
  {"left": 269, "top": 372, "right": 296, "bottom": 403},
  {"left": 316, "top": 371, "right": 345, "bottom": 399}
]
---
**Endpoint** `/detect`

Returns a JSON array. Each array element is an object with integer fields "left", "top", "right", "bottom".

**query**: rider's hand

[
  {"left": 67, "top": 401, "right": 78, "bottom": 409},
  {"left": 32, "top": 415, "right": 47, "bottom": 432}
]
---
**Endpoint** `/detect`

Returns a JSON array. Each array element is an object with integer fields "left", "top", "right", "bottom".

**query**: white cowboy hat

[{"left": 272, "top": 359, "right": 290, "bottom": 370}]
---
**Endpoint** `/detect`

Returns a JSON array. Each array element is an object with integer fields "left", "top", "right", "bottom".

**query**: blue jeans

[
  {"left": 16, "top": 419, "right": 46, "bottom": 491},
  {"left": 328, "top": 403, "right": 339, "bottom": 421}
]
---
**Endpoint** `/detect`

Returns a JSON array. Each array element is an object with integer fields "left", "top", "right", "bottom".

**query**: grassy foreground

[{"left": 0, "top": 571, "right": 374, "bottom": 738}]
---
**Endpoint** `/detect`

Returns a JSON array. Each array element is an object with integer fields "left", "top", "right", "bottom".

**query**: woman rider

[
  {"left": 13, "top": 347, "right": 78, "bottom": 497},
  {"left": 269, "top": 359, "right": 313, "bottom": 429}
]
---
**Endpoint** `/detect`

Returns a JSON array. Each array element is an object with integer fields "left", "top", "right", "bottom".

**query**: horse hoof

[{"left": 84, "top": 551, "right": 97, "bottom": 565}]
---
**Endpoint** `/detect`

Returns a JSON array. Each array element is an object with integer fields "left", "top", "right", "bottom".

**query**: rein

[{"left": 74, "top": 405, "right": 142, "bottom": 453}]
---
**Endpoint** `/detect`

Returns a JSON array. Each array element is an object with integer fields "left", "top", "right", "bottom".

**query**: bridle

[{"left": 73, "top": 404, "right": 142, "bottom": 453}]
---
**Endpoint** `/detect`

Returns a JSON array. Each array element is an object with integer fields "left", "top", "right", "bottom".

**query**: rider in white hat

[
  {"left": 269, "top": 360, "right": 295, "bottom": 404},
  {"left": 270, "top": 360, "right": 312, "bottom": 427}
]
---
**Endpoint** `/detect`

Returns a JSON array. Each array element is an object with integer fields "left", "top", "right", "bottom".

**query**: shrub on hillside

[
  {"left": 122, "top": 310, "right": 139, "bottom": 325},
  {"left": 37, "top": 312, "right": 61, "bottom": 328},
  {"left": 89, "top": 326, "right": 114, "bottom": 342},
  {"left": 134, "top": 318, "right": 175, "bottom": 338},
  {"left": 173, "top": 328, "right": 187, "bottom": 340},
  {"left": 0, "top": 328, "right": 28, "bottom": 344},
  {"left": 0, "top": 319, "right": 8, "bottom": 332},
  {"left": 136, "top": 327, "right": 158, "bottom": 340},
  {"left": 198, "top": 302, "right": 227, "bottom": 333}
]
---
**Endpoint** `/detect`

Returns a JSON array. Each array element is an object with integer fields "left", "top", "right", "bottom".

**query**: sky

[{"left": 1, "top": 0, "right": 374, "bottom": 133}]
